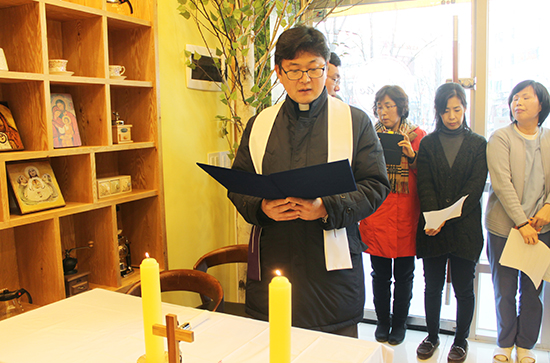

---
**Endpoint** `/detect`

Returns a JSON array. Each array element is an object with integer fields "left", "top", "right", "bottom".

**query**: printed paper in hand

[
  {"left": 423, "top": 195, "right": 468, "bottom": 230},
  {"left": 499, "top": 228, "right": 550, "bottom": 289}
]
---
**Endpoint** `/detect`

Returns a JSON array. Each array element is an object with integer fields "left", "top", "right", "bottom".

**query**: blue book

[{"left": 197, "top": 159, "right": 357, "bottom": 200}]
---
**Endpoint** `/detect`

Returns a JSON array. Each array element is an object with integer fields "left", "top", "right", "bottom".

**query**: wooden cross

[{"left": 153, "top": 314, "right": 194, "bottom": 363}]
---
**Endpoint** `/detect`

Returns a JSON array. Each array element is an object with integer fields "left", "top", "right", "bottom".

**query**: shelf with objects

[
  {"left": 0, "top": 219, "right": 64, "bottom": 306},
  {"left": 49, "top": 83, "right": 109, "bottom": 148},
  {"left": 60, "top": 207, "right": 117, "bottom": 291},
  {"left": 107, "top": 17, "right": 154, "bottom": 83},
  {"left": 110, "top": 85, "right": 156, "bottom": 144},
  {"left": 45, "top": 3, "right": 104, "bottom": 79},
  {"left": 94, "top": 147, "right": 159, "bottom": 199},
  {"left": 0, "top": 79, "right": 48, "bottom": 153},
  {"left": 0, "top": 0, "right": 165, "bottom": 312}
]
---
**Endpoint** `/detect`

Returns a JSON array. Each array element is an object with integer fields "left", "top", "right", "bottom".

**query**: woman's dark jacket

[{"left": 416, "top": 129, "right": 488, "bottom": 262}]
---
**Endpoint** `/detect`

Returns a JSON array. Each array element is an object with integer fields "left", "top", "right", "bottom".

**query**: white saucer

[
  {"left": 110, "top": 75, "right": 127, "bottom": 80},
  {"left": 50, "top": 71, "right": 74, "bottom": 76}
]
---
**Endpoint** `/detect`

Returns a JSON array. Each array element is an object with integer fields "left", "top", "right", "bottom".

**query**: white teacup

[
  {"left": 49, "top": 59, "right": 68, "bottom": 73},
  {"left": 109, "top": 65, "right": 125, "bottom": 77},
  {"left": 0, "top": 48, "right": 8, "bottom": 71}
]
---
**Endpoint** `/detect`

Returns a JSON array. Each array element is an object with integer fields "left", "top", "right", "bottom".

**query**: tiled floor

[{"left": 358, "top": 323, "right": 550, "bottom": 363}]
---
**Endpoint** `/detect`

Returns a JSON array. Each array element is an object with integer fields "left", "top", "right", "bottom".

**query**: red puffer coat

[{"left": 359, "top": 126, "right": 426, "bottom": 258}]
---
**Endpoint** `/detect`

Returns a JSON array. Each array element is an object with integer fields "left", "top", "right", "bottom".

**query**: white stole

[{"left": 249, "top": 96, "right": 353, "bottom": 271}]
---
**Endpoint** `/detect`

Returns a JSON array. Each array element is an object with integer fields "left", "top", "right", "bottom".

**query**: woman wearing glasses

[
  {"left": 486, "top": 80, "right": 550, "bottom": 363},
  {"left": 359, "top": 85, "right": 426, "bottom": 345},
  {"left": 415, "top": 83, "right": 487, "bottom": 363}
]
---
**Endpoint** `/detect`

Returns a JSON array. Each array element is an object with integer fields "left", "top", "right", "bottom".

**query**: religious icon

[
  {"left": 51, "top": 93, "right": 82, "bottom": 148},
  {"left": 0, "top": 103, "right": 24, "bottom": 151},
  {"left": 7, "top": 160, "right": 66, "bottom": 214}
]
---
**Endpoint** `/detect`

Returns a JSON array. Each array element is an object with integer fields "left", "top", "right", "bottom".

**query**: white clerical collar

[{"left": 298, "top": 103, "right": 310, "bottom": 111}]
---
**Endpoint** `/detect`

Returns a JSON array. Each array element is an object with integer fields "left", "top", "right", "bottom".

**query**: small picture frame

[
  {"left": 51, "top": 93, "right": 82, "bottom": 148},
  {"left": 7, "top": 160, "right": 66, "bottom": 214},
  {"left": 186, "top": 44, "right": 225, "bottom": 92}
]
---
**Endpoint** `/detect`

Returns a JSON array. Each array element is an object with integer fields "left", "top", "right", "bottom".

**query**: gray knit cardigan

[{"left": 486, "top": 123, "right": 550, "bottom": 237}]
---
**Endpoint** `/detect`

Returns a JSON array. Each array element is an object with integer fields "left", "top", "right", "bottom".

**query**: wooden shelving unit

[{"left": 0, "top": 0, "right": 166, "bottom": 306}]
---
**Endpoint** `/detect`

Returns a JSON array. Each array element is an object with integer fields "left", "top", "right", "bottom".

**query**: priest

[{"left": 228, "top": 26, "right": 390, "bottom": 337}]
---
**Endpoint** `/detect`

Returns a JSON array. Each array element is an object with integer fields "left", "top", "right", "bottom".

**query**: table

[{"left": 0, "top": 289, "right": 393, "bottom": 363}]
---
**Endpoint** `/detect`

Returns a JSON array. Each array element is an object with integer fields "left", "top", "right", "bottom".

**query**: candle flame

[
  {"left": 275, "top": 270, "right": 281, "bottom": 276},
  {"left": 145, "top": 252, "right": 150, "bottom": 258}
]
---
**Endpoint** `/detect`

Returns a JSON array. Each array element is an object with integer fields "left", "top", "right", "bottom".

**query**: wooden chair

[
  {"left": 193, "top": 244, "right": 249, "bottom": 317},
  {"left": 126, "top": 269, "right": 224, "bottom": 312}
]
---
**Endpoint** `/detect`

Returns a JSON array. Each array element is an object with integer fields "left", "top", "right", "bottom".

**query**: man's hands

[{"left": 261, "top": 197, "right": 327, "bottom": 222}]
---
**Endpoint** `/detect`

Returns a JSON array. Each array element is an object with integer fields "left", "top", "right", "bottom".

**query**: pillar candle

[
  {"left": 269, "top": 270, "right": 291, "bottom": 363},
  {"left": 140, "top": 253, "right": 165, "bottom": 363}
]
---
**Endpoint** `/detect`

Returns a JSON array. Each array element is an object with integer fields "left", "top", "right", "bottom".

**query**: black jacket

[
  {"left": 229, "top": 90, "right": 389, "bottom": 332},
  {"left": 416, "top": 129, "right": 488, "bottom": 262}
]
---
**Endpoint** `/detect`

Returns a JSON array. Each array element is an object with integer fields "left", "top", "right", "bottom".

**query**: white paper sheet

[
  {"left": 423, "top": 195, "right": 468, "bottom": 230},
  {"left": 499, "top": 228, "right": 550, "bottom": 289}
]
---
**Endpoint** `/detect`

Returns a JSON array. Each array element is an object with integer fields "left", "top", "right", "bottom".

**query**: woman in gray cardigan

[
  {"left": 415, "top": 83, "right": 488, "bottom": 363},
  {"left": 486, "top": 80, "right": 550, "bottom": 363}
]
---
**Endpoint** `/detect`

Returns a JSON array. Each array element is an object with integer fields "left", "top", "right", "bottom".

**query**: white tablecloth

[{"left": 0, "top": 289, "right": 393, "bottom": 363}]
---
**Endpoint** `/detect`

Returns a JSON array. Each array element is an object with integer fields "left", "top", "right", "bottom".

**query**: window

[{"left": 318, "top": 0, "right": 471, "bottom": 132}]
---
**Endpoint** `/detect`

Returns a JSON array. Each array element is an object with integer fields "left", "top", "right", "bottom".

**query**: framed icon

[
  {"left": 0, "top": 103, "right": 24, "bottom": 151},
  {"left": 51, "top": 93, "right": 82, "bottom": 148},
  {"left": 7, "top": 160, "right": 66, "bottom": 214}
]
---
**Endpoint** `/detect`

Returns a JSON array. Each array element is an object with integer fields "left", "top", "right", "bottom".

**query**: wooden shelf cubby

[
  {"left": 0, "top": 0, "right": 166, "bottom": 306},
  {"left": 0, "top": 2, "right": 43, "bottom": 74}
]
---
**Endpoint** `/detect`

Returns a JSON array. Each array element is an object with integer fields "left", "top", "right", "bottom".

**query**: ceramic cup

[
  {"left": 109, "top": 65, "right": 126, "bottom": 77},
  {"left": 49, "top": 59, "right": 68, "bottom": 73},
  {"left": 0, "top": 48, "right": 8, "bottom": 71}
]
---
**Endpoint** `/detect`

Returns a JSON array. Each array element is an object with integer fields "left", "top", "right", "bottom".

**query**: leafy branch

[{"left": 177, "top": 0, "right": 345, "bottom": 159}]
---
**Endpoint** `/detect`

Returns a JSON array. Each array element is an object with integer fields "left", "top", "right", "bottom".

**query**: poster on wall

[{"left": 51, "top": 93, "right": 82, "bottom": 148}]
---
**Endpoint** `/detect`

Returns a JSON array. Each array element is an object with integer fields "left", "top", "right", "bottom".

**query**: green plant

[{"left": 177, "top": 0, "right": 342, "bottom": 159}]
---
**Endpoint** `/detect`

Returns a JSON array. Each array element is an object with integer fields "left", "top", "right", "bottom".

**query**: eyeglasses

[
  {"left": 328, "top": 77, "right": 341, "bottom": 85},
  {"left": 376, "top": 103, "right": 397, "bottom": 112},
  {"left": 280, "top": 65, "right": 326, "bottom": 80}
]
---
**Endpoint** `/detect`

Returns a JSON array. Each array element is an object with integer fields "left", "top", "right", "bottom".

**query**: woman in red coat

[{"left": 359, "top": 85, "right": 426, "bottom": 345}]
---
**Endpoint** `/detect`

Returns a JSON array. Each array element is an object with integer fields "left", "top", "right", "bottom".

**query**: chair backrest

[
  {"left": 193, "top": 244, "right": 248, "bottom": 305},
  {"left": 193, "top": 244, "right": 248, "bottom": 272},
  {"left": 126, "top": 269, "right": 224, "bottom": 312}
]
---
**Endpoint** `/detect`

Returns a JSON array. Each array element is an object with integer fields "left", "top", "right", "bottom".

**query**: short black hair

[
  {"left": 274, "top": 26, "right": 330, "bottom": 68},
  {"left": 373, "top": 85, "right": 409, "bottom": 119},
  {"left": 508, "top": 80, "right": 550, "bottom": 126},
  {"left": 329, "top": 52, "right": 341, "bottom": 67},
  {"left": 434, "top": 82, "right": 469, "bottom": 131}
]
